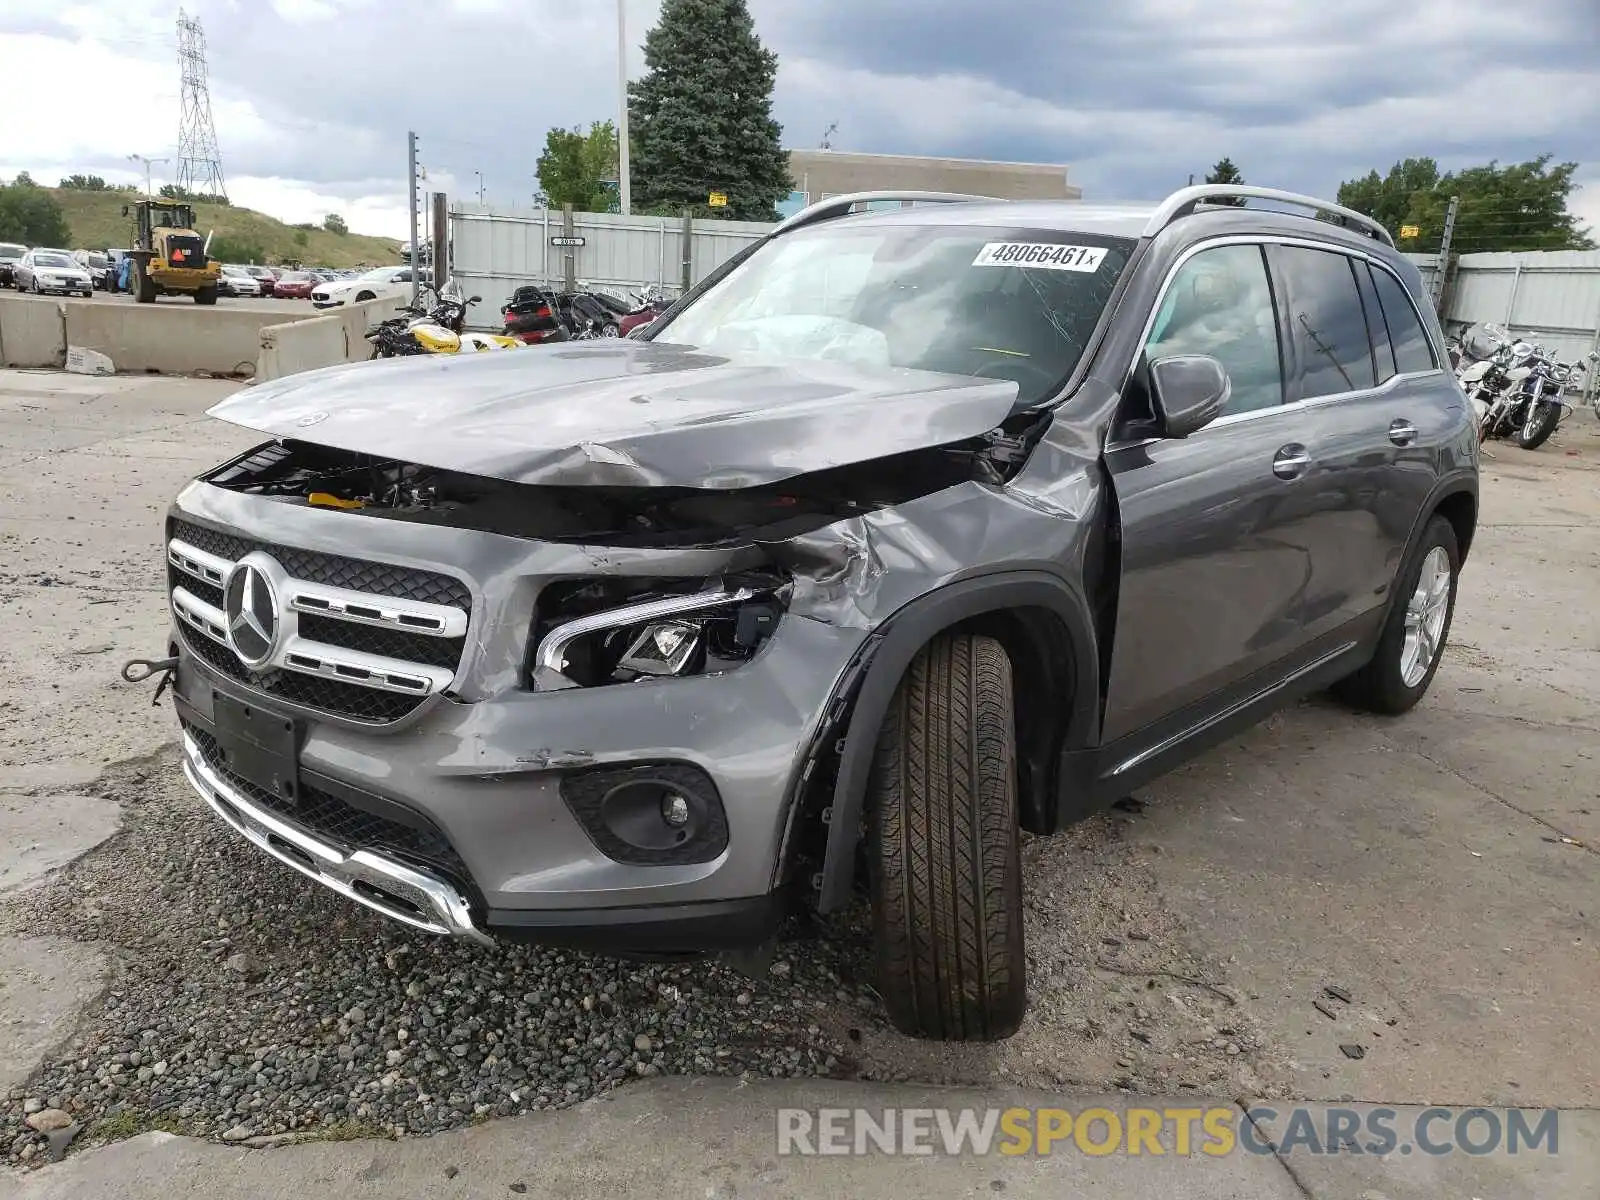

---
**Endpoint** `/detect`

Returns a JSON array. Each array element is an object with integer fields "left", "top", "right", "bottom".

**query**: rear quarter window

[{"left": 1369, "top": 267, "right": 1438, "bottom": 375}]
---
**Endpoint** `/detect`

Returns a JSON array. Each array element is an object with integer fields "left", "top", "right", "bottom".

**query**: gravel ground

[{"left": 2, "top": 745, "right": 1283, "bottom": 1167}]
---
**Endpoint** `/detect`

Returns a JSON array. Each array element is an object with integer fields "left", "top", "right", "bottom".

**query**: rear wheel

[
  {"left": 1516, "top": 401, "right": 1559, "bottom": 450},
  {"left": 133, "top": 263, "right": 157, "bottom": 303},
  {"left": 1333, "top": 516, "right": 1459, "bottom": 715},
  {"left": 869, "top": 633, "right": 1027, "bottom": 1041},
  {"left": 195, "top": 285, "right": 218, "bottom": 305}
]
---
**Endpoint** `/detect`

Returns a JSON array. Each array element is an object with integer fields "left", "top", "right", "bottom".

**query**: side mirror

[{"left": 1148, "top": 354, "right": 1230, "bottom": 438}]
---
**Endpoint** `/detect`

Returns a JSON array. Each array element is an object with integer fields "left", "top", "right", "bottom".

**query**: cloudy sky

[{"left": 2, "top": 0, "right": 1596, "bottom": 240}]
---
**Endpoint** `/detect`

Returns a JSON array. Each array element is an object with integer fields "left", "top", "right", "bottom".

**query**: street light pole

[
  {"left": 617, "top": 0, "right": 631, "bottom": 216},
  {"left": 127, "top": 154, "right": 170, "bottom": 198}
]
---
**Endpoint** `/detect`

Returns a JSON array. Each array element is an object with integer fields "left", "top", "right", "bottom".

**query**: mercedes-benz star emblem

[{"left": 223, "top": 556, "right": 282, "bottom": 670}]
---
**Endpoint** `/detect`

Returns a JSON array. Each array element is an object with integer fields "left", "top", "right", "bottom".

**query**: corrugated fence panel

[{"left": 448, "top": 204, "right": 773, "bottom": 323}]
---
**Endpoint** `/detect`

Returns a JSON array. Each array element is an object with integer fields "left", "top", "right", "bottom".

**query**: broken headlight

[{"left": 529, "top": 577, "right": 785, "bottom": 690}]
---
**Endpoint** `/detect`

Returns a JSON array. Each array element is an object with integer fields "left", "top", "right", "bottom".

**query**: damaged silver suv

[{"left": 146, "top": 185, "right": 1476, "bottom": 1041}]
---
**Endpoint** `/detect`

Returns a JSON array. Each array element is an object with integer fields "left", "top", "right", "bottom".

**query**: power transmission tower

[{"left": 176, "top": 9, "right": 228, "bottom": 200}]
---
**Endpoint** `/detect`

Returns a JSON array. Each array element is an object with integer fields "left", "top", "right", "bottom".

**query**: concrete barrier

[
  {"left": 61, "top": 302, "right": 275, "bottom": 377},
  {"left": 257, "top": 297, "right": 406, "bottom": 382},
  {"left": 0, "top": 293, "right": 67, "bottom": 368}
]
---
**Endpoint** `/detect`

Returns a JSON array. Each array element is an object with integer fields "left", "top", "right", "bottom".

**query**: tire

[
  {"left": 133, "top": 265, "right": 156, "bottom": 304},
  {"left": 356, "top": 291, "right": 375, "bottom": 303},
  {"left": 1515, "top": 401, "right": 1559, "bottom": 450},
  {"left": 1332, "top": 515, "right": 1459, "bottom": 715},
  {"left": 869, "top": 632, "right": 1027, "bottom": 1041},
  {"left": 195, "top": 286, "right": 218, "bottom": 305},
  {"left": 601, "top": 321, "right": 621, "bottom": 338}
]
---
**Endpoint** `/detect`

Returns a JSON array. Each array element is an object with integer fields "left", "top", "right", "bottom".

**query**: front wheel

[
  {"left": 1516, "top": 400, "right": 1559, "bottom": 450},
  {"left": 1332, "top": 515, "right": 1459, "bottom": 715},
  {"left": 195, "top": 286, "right": 218, "bottom": 305},
  {"left": 869, "top": 633, "right": 1026, "bottom": 1041}
]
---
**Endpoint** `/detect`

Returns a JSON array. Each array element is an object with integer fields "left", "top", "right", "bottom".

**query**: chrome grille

[{"left": 167, "top": 518, "right": 471, "bottom": 724}]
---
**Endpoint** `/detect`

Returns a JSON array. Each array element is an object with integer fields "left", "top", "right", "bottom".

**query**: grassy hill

[{"left": 48, "top": 188, "right": 401, "bottom": 268}]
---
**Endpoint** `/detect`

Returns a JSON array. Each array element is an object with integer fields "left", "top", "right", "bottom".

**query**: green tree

[
  {"left": 1337, "top": 155, "right": 1592, "bottom": 252},
  {"left": 323, "top": 212, "right": 348, "bottom": 235},
  {"left": 60, "top": 174, "right": 109, "bottom": 191},
  {"left": 628, "top": 0, "right": 791, "bottom": 221},
  {"left": 0, "top": 183, "right": 71, "bottom": 244},
  {"left": 208, "top": 235, "right": 266, "bottom": 263},
  {"left": 1204, "top": 157, "right": 1246, "bottom": 205},
  {"left": 535, "top": 121, "right": 620, "bottom": 212},
  {"left": 11, "top": 171, "right": 36, "bottom": 188}
]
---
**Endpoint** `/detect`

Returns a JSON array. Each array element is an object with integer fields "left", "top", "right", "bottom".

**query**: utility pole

[
  {"left": 407, "top": 131, "right": 421, "bottom": 308},
  {"left": 127, "top": 154, "right": 171, "bottom": 198},
  {"left": 432, "top": 192, "right": 450, "bottom": 298},
  {"left": 617, "top": 0, "right": 631, "bottom": 215},
  {"left": 562, "top": 204, "right": 577, "bottom": 292},
  {"left": 474, "top": 171, "right": 485, "bottom": 206},
  {"left": 1431, "top": 194, "right": 1460, "bottom": 312}
]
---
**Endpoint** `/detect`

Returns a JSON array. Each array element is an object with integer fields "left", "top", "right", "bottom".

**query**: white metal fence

[
  {"left": 1406, "top": 250, "right": 1600, "bottom": 401},
  {"left": 448, "top": 203, "right": 774, "bottom": 321}
]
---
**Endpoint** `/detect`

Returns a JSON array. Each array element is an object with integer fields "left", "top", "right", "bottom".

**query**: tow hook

[{"left": 121, "top": 655, "right": 178, "bottom": 706}]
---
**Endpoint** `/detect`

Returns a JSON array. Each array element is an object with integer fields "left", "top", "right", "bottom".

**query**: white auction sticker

[{"left": 972, "top": 242, "right": 1107, "bottom": 272}]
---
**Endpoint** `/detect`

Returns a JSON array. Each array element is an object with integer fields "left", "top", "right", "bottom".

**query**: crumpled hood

[{"left": 210, "top": 340, "right": 1018, "bottom": 488}]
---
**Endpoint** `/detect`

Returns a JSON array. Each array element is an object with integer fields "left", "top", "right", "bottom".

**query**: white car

[
  {"left": 311, "top": 265, "right": 422, "bottom": 309},
  {"left": 218, "top": 265, "right": 262, "bottom": 297},
  {"left": 14, "top": 248, "right": 94, "bottom": 297}
]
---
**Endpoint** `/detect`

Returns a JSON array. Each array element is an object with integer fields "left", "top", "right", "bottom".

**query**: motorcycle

[
  {"left": 368, "top": 282, "right": 524, "bottom": 358},
  {"left": 1454, "top": 324, "right": 1592, "bottom": 450},
  {"left": 500, "top": 285, "right": 615, "bottom": 344}
]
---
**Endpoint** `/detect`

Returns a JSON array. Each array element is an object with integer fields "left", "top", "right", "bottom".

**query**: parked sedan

[
  {"left": 218, "top": 265, "right": 262, "bottom": 297},
  {"left": 14, "top": 249, "right": 94, "bottom": 297},
  {"left": 271, "top": 270, "right": 316, "bottom": 299},
  {"left": 311, "top": 264, "right": 419, "bottom": 309},
  {"left": 1, "top": 242, "right": 29, "bottom": 287}
]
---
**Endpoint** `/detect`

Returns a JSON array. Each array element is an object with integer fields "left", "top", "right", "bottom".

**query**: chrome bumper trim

[{"left": 181, "top": 732, "right": 491, "bottom": 944}]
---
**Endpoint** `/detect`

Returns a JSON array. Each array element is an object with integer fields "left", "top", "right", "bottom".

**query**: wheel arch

[{"left": 814, "top": 572, "right": 1101, "bottom": 913}]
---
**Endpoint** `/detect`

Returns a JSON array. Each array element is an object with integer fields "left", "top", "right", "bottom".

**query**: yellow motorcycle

[{"left": 367, "top": 283, "right": 524, "bottom": 358}]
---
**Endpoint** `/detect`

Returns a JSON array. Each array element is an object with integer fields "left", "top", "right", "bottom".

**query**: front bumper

[{"left": 164, "top": 482, "right": 867, "bottom": 950}]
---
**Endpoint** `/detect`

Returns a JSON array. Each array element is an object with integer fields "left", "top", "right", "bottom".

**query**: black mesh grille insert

[
  {"left": 185, "top": 721, "right": 473, "bottom": 892},
  {"left": 168, "top": 518, "right": 471, "bottom": 609},
  {"left": 296, "top": 614, "right": 462, "bottom": 670},
  {"left": 178, "top": 627, "right": 430, "bottom": 723}
]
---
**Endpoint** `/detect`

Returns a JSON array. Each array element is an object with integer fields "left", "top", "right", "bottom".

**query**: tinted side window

[
  {"left": 1370, "top": 267, "right": 1437, "bottom": 375},
  {"left": 1146, "top": 244, "right": 1283, "bottom": 415},
  {"left": 1275, "top": 247, "right": 1376, "bottom": 399},
  {"left": 1354, "top": 263, "right": 1397, "bottom": 382}
]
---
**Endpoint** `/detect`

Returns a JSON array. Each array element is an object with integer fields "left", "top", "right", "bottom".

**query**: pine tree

[
  {"left": 628, "top": 0, "right": 791, "bottom": 221},
  {"left": 1204, "top": 158, "right": 1246, "bottom": 205}
]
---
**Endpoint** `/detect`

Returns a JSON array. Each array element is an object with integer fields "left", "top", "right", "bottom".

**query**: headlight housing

[{"left": 529, "top": 574, "right": 786, "bottom": 690}]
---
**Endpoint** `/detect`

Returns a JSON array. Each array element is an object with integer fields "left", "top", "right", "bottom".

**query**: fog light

[{"left": 661, "top": 791, "right": 690, "bottom": 827}]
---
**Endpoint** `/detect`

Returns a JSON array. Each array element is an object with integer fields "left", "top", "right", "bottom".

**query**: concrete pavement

[{"left": 0, "top": 370, "right": 1596, "bottom": 1198}]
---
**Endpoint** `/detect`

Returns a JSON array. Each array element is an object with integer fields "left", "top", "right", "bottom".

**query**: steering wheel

[{"left": 968, "top": 350, "right": 1059, "bottom": 393}]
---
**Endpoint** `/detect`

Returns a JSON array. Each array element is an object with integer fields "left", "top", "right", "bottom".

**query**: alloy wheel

[{"left": 1401, "top": 546, "right": 1451, "bottom": 687}]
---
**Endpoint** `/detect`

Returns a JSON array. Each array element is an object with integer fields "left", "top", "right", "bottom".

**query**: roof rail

[
  {"left": 771, "top": 190, "right": 999, "bottom": 236},
  {"left": 1142, "top": 185, "right": 1395, "bottom": 247}
]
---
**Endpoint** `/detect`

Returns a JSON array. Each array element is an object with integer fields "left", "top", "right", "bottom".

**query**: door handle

[
  {"left": 1272, "top": 443, "right": 1310, "bottom": 480},
  {"left": 1389, "top": 418, "right": 1418, "bottom": 446}
]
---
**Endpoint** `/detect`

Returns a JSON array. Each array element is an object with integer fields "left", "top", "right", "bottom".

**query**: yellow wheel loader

[{"left": 121, "top": 200, "right": 222, "bottom": 304}]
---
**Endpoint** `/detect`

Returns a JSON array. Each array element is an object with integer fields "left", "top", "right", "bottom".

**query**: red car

[{"left": 272, "top": 270, "right": 315, "bottom": 299}]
